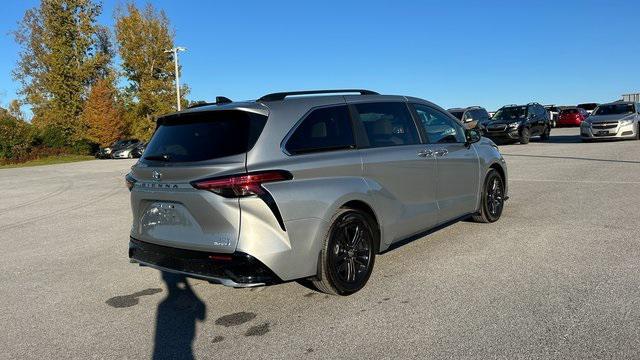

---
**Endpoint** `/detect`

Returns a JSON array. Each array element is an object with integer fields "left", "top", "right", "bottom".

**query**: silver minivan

[{"left": 127, "top": 90, "right": 508, "bottom": 295}]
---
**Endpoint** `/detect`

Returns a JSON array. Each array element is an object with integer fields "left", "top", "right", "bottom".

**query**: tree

[
  {"left": 81, "top": 76, "right": 125, "bottom": 146},
  {"left": 115, "top": 2, "right": 188, "bottom": 140},
  {"left": 7, "top": 100, "right": 24, "bottom": 122},
  {"left": 13, "top": 0, "right": 113, "bottom": 143}
]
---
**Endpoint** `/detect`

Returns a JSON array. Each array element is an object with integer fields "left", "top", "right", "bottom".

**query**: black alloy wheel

[
  {"left": 472, "top": 169, "right": 505, "bottom": 223},
  {"left": 540, "top": 126, "right": 551, "bottom": 141},
  {"left": 314, "top": 209, "right": 376, "bottom": 295}
]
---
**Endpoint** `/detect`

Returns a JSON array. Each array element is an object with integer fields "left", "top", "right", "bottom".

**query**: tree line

[{"left": 1, "top": 0, "right": 189, "bottom": 164}]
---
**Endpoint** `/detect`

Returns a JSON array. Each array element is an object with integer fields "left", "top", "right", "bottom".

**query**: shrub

[
  {"left": 39, "top": 125, "right": 67, "bottom": 148},
  {"left": 0, "top": 116, "right": 36, "bottom": 160}
]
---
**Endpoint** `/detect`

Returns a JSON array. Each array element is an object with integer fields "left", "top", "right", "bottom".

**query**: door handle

[
  {"left": 417, "top": 149, "right": 434, "bottom": 157},
  {"left": 434, "top": 149, "right": 448, "bottom": 157}
]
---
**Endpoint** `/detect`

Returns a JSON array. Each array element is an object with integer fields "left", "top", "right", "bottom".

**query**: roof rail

[
  {"left": 187, "top": 96, "right": 233, "bottom": 109},
  {"left": 258, "top": 89, "right": 379, "bottom": 102}
]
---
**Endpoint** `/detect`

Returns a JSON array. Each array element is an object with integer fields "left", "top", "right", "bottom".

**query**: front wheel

[
  {"left": 313, "top": 209, "right": 377, "bottom": 296},
  {"left": 472, "top": 169, "right": 505, "bottom": 223}
]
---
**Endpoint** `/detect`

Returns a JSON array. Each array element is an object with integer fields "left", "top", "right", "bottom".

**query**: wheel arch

[{"left": 340, "top": 200, "right": 381, "bottom": 253}]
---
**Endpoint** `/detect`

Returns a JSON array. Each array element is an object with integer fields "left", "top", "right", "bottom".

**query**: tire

[
  {"left": 518, "top": 127, "right": 530, "bottom": 144},
  {"left": 313, "top": 208, "right": 377, "bottom": 296},
  {"left": 472, "top": 169, "right": 505, "bottom": 223},
  {"left": 636, "top": 124, "right": 640, "bottom": 140},
  {"left": 540, "top": 126, "right": 550, "bottom": 141}
]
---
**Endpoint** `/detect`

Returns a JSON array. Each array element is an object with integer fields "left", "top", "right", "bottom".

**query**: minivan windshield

[
  {"left": 492, "top": 106, "right": 527, "bottom": 121},
  {"left": 593, "top": 104, "right": 635, "bottom": 116},
  {"left": 143, "top": 110, "right": 267, "bottom": 163}
]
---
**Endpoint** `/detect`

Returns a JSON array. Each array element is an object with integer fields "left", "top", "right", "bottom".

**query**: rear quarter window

[
  {"left": 143, "top": 110, "right": 267, "bottom": 163},
  {"left": 285, "top": 105, "right": 355, "bottom": 155}
]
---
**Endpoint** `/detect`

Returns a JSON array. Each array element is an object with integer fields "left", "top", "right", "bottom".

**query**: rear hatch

[{"left": 129, "top": 108, "right": 267, "bottom": 253}]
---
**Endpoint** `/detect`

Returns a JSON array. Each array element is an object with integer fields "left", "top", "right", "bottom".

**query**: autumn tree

[
  {"left": 115, "top": 2, "right": 188, "bottom": 140},
  {"left": 13, "top": 0, "right": 112, "bottom": 144},
  {"left": 81, "top": 76, "right": 125, "bottom": 146}
]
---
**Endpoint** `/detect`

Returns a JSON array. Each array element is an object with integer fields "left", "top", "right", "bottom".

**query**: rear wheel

[
  {"left": 519, "top": 127, "right": 530, "bottom": 144},
  {"left": 472, "top": 169, "right": 505, "bottom": 223},
  {"left": 313, "top": 208, "right": 376, "bottom": 296},
  {"left": 540, "top": 126, "right": 550, "bottom": 141}
]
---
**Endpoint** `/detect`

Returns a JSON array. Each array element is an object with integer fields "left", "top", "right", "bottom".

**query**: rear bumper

[
  {"left": 128, "top": 237, "right": 282, "bottom": 287},
  {"left": 557, "top": 119, "right": 581, "bottom": 126}
]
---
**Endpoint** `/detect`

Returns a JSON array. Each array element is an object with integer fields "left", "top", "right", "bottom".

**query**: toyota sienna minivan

[{"left": 127, "top": 90, "right": 508, "bottom": 295}]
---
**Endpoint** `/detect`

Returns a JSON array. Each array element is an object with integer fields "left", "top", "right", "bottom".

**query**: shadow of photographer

[{"left": 153, "top": 272, "right": 206, "bottom": 360}]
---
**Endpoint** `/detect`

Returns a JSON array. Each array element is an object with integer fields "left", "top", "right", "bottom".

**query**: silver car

[
  {"left": 580, "top": 101, "right": 640, "bottom": 141},
  {"left": 126, "top": 89, "right": 508, "bottom": 295}
]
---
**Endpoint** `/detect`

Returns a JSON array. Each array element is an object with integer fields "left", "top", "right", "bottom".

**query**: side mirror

[{"left": 465, "top": 128, "right": 481, "bottom": 145}]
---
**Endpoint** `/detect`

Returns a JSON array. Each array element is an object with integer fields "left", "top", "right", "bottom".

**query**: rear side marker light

[{"left": 191, "top": 171, "right": 292, "bottom": 198}]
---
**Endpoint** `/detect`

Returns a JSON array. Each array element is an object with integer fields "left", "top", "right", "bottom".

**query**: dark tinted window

[
  {"left": 413, "top": 104, "right": 466, "bottom": 143},
  {"left": 475, "top": 109, "right": 490, "bottom": 122},
  {"left": 493, "top": 106, "right": 527, "bottom": 120},
  {"left": 449, "top": 110, "right": 464, "bottom": 120},
  {"left": 561, "top": 108, "right": 579, "bottom": 114},
  {"left": 285, "top": 105, "right": 354, "bottom": 155},
  {"left": 353, "top": 102, "right": 420, "bottom": 148},
  {"left": 578, "top": 103, "right": 598, "bottom": 111},
  {"left": 144, "top": 110, "right": 267, "bottom": 163}
]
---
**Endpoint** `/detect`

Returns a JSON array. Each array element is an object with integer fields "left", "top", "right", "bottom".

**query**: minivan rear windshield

[{"left": 143, "top": 110, "right": 267, "bottom": 163}]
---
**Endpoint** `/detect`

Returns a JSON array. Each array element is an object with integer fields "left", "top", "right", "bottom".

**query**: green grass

[{"left": 0, "top": 154, "right": 95, "bottom": 169}]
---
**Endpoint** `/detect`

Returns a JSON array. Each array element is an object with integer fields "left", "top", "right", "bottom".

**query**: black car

[
  {"left": 577, "top": 102, "right": 599, "bottom": 114},
  {"left": 130, "top": 142, "right": 146, "bottom": 158},
  {"left": 95, "top": 139, "right": 140, "bottom": 159},
  {"left": 484, "top": 103, "right": 551, "bottom": 144},
  {"left": 447, "top": 106, "right": 491, "bottom": 134}
]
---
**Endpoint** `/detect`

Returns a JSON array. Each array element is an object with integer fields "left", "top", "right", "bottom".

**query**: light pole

[{"left": 164, "top": 46, "right": 186, "bottom": 111}]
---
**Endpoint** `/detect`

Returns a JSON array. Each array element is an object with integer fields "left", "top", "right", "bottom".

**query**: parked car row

[
  {"left": 448, "top": 100, "right": 640, "bottom": 144},
  {"left": 96, "top": 139, "right": 146, "bottom": 159}
]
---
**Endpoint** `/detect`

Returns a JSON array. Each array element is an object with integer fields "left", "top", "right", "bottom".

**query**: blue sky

[{"left": 1, "top": 0, "right": 639, "bottom": 115}]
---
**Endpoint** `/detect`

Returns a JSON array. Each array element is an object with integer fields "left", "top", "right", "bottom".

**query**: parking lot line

[{"left": 510, "top": 178, "right": 640, "bottom": 185}]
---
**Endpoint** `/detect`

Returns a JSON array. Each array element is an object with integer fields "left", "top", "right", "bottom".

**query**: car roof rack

[
  {"left": 258, "top": 89, "right": 379, "bottom": 102},
  {"left": 187, "top": 96, "right": 233, "bottom": 109}
]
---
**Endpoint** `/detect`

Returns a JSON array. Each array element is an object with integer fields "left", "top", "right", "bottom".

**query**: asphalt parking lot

[{"left": 1, "top": 127, "right": 639, "bottom": 359}]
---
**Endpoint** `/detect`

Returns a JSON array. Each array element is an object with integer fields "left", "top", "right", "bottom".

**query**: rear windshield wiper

[{"left": 143, "top": 154, "right": 171, "bottom": 162}]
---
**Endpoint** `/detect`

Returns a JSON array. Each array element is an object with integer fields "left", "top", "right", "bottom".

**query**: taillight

[
  {"left": 192, "top": 171, "right": 292, "bottom": 197},
  {"left": 125, "top": 173, "right": 136, "bottom": 191}
]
